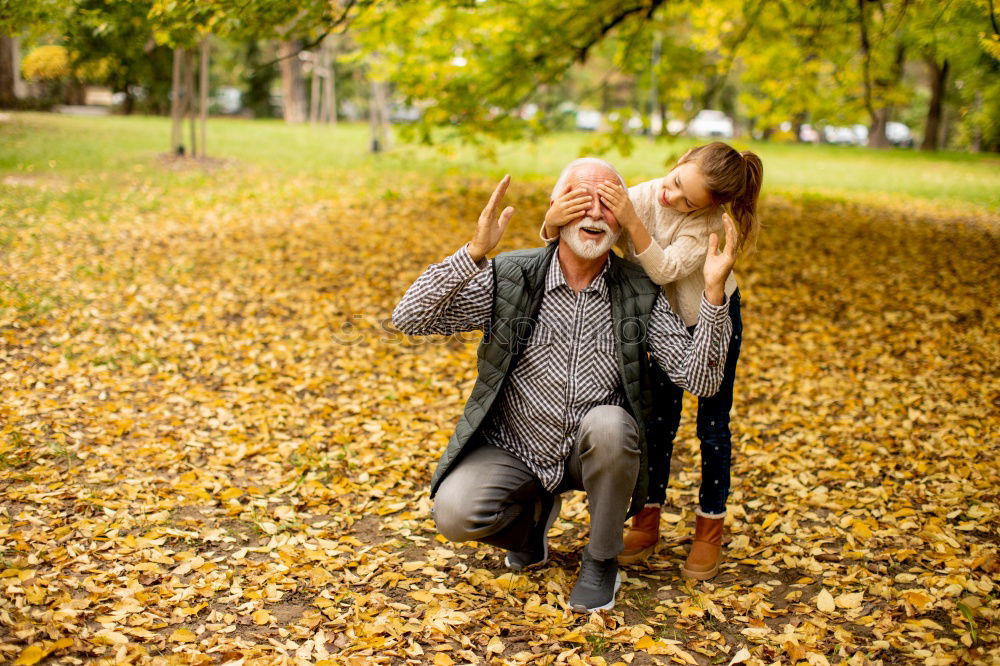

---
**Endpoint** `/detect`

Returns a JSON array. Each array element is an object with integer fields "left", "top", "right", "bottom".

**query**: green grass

[{"left": 1, "top": 111, "right": 999, "bottom": 212}]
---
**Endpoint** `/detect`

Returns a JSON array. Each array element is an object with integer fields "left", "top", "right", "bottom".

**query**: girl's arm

[
  {"left": 598, "top": 180, "right": 711, "bottom": 285},
  {"left": 629, "top": 229, "right": 711, "bottom": 286}
]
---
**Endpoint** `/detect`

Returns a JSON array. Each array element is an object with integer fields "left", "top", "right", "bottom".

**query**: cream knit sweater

[
  {"left": 541, "top": 177, "right": 738, "bottom": 327},
  {"left": 622, "top": 178, "right": 738, "bottom": 327}
]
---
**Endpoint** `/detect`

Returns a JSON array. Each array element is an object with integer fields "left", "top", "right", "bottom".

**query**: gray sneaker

[
  {"left": 569, "top": 548, "right": 622, "bottom": 612},
  {"left": 504, "top": 494, "right": 562, "bottom": 570}
]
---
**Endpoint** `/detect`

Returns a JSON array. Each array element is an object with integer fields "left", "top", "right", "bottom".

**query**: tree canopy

[{"left": 6, "top": 0, "right": 1000, "bottom": 150}]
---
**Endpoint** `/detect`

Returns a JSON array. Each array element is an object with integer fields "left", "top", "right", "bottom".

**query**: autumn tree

[
  {"left": 0, "top": 0, "right": 64, "bottom": 107},
  {"left": 59, "top": 0, "right": 174, "bottom": 114},
  {"left": 8, "top": 0, "right": 998, "bottom": 153},
  {"left": 350, "top": 0, "right": 667, "bottom": 147},
  {"left": 908, "top": 0, "right": 1000, "bottom": 150}
]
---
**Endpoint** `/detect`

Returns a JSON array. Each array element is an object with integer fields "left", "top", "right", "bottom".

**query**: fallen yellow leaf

[
  {"left": 169, "top": 628, "right": 197, "bottom": 643},
  {"left": 634, "top": 635, "right": 654, "bottom": 650},
  {"left": 904, "top": 590, "right": 934, "bottom": 609},
  {"left": 836, "top": 591, "right": 864, "bottom": 609},
  {"left": 93, "top": 630, "right": 129, "bottom": 646},
  {"left": 14, "top": 645, "right": 47, "bottom": 666},
  {"left": 816, "top": 588, "right": 836, "bottom": 613},
  {"left": 219, "top": 487, "right": 243, "bottom": 500},
  {"left": 852, "top": 519, "right": 873, "bottom": 539}
]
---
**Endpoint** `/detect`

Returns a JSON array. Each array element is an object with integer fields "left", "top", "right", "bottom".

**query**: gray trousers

[{"left": 433, "top": 405, "right": 640, "bottom": 561}]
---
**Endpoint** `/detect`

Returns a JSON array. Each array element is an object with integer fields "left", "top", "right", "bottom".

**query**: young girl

[{"left": 541, "top": 142, "right": 763, "bottom": 580}]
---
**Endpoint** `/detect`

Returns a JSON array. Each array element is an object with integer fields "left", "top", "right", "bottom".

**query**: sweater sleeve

[
  {"left": 631, "top": 230, "right": 709, "bottom": 286},
  {"left": 628, "top": 190, "right": 716, "bottom": 285},
  {"left": 539, "top": 220, "right": 558, "bottom": 244}
]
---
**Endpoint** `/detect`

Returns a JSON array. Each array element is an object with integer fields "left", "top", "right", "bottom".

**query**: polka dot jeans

[{"left": 645, "top": 289, "right": 742, "bottom": 514}]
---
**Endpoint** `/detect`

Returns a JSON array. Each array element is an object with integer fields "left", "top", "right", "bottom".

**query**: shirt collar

[{"left": 545, "top": 247, "right": 611, "bottom": 301}]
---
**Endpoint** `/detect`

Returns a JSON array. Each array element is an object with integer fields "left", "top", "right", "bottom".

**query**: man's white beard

[{"left": 560, "top": 217, "right": 620, "bottom": 260}]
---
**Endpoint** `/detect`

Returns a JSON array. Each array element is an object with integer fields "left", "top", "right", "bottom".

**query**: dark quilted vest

[{"left": 429, "top": 242, "right": 661, "bottom": 516}]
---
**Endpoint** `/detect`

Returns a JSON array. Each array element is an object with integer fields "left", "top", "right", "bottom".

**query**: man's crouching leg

[
  {"left": 567, "top": 405, "right": 640, "bottom": 612},
  {"left": 433, "top": 444, "right": 549, "bottom": 554},
  {"left": 573, "top": 405, "right": 641, "bottom": 559}
]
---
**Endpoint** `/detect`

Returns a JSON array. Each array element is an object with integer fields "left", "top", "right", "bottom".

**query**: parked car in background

[
  {"left": 798, "top": 123, "right": 821, "bottom": 143},
  {"left": 389, "top": 104, "right": 421, "bottom": 123},
  {"left": 213, "top": 86, "right": 242, "bottom": 115},
  {"left": 823, "top": 125, "right": 869, "bottom": 145},
  {"left": 575, "top": 109, "right": 602, "bottom": 131},
  {"left": 886, "top": 121, "right": 914, "bottom": 147},
  {"left": 686, "top": 109, "right": 734, "bottom": 138}
]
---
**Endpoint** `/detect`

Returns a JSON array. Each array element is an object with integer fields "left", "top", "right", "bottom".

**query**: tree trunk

[
  {"left": 199, "top": 37, "right": 209, "bottom": 158},
  {"left": 0, "top": 35, "right": 16, "bottom": 108},
  {"left": 122, "top": 91, "right": 135, "bottom": 115},
  {"left": 857, "top": 0, "right": 891, "bottom": 148},
  {"left": 244, "top": 41, "right": 278, "bottom": 119},
  {"left": 868, "top": 42, "right": 906, "bottom": 148},
  {"left": 792, "top": 111, "right": 807, "bottom": 144},
  {"left": 309, "top": 48, "right": 320, "bottom": 123},
  {"left": 369, "top": 77, "right": 389, "bottom": 152},
  {"left": 868, "top": 108, "right": 890, "bottom": 148},
  {"left": 939, "top": 100, "right": 952, "bottom": 150},
  {"left": 171, "top": 48, "right": 183, "bottom": 154},
  {"left": 324, "top": 39, "right": 336, "bottom": 125},
  {"left": 920, "top": 57, "right": 948, "bottom": 152},
  {"left": 185, "top": 49, "right": 197, "bottom": 157},
  {"left": 970, "top": 92, "right": 982, "bottom": 152},
  {"left": 279, "top": 40, "right": 307, "bottom": 123},
  {"left": 67, "top": 81, "right": 86, "bottom": 105},
  {"left": 648, "top": 31, "right": 661, "bottom": 138}
]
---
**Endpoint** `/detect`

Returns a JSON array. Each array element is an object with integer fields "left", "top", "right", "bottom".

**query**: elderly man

[{"left": 392, "top": 159, "right": 736, "bottom": 612}]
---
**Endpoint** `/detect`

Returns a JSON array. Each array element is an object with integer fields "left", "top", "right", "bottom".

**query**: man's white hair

[{"left": 550, "top": 157, "right": 627, "bottom": 200}]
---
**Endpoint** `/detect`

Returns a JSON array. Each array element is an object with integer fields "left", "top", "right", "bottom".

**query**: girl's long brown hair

[{"left": 677, "top": 142, "right": 763, "bottom": 254}]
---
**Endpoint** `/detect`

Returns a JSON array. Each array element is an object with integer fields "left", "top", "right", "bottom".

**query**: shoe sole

[
  {"left": 681, "top": 561, "right": 721, "bottom": 580},
  {"left": 505, "top": 495, "right": 563, "bottom": 571},
  {"left": 617, "top": 543, "right": 655, "bottom": 565},
  {"left": 570, "top": 572, "right": 622, "bottom": 613}
]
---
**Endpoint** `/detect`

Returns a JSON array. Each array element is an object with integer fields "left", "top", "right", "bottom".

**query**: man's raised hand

[
  {"left": 703, "top": 212, "right": 738, "bottom": 305},
  {"left": 468, "top": 175, "right": 515, "bottom": 263}
]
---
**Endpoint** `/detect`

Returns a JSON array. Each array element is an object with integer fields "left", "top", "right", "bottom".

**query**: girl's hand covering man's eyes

[{"left": 545, "top": 184, "right": 592, "bottom": 229}]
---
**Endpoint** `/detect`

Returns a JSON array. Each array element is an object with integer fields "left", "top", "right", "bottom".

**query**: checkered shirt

[{"left": 392, "top": 245, "right": 732, "bottom": 490}]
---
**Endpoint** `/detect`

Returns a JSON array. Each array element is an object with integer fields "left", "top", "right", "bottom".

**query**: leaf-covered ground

[{"left": 2, "top": 130, "right": 999, "bottom": 665}]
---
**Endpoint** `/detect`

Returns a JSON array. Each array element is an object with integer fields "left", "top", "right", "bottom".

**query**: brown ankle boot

[
  {"left": 618, "top": 505, "right": 660, "bottom": 565},
  {"left": 681, "top": 513, "right": 724, "bottom": 580}
]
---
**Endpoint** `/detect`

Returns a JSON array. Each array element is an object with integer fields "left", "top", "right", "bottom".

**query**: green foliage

[
  {"left": 736, "top": 1, "right": 863, "bottom": 129},
  {"left": 0, "top": 0, "right": 64, "bottom": 37},
  {"left": 5, "top": 0, "right": 999, "bottom": 151},
  {"left": 24, "top": 1, "right": 176, "bottom": 113},
  {"left": 350, "top": 1, "right": 665, "bottom": 147},
  {"left": 342, "top": 0, "right": 998, "bottom": 151},
  {"left": 982, "top": 33, "right": 1000, "bottom": 60}
]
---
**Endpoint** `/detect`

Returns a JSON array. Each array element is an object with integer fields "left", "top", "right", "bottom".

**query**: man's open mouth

[{"left": 580, "top": 226, "right": 606, "bottom": 238}]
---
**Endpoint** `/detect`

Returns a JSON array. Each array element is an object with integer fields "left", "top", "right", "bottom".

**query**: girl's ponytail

[{"left": 730, "top": 151, "right": 762, "bottom": 254}]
